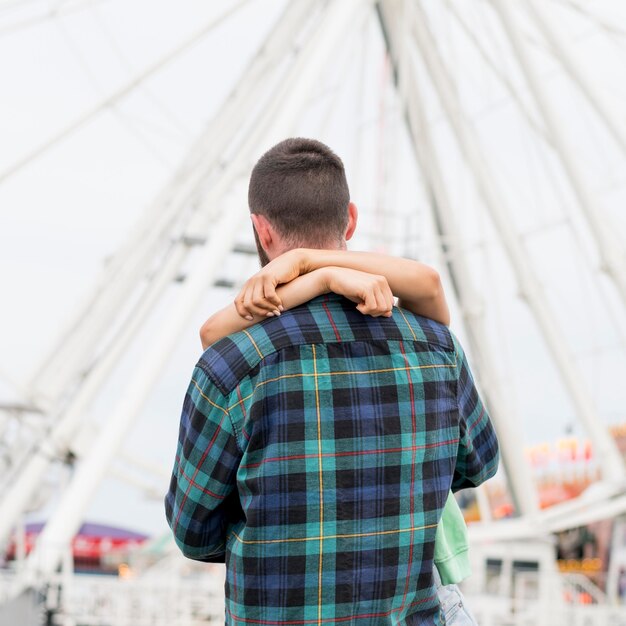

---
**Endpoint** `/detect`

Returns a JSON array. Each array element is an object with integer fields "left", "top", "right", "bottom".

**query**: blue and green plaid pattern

[{"left": 165, "top": 293, "right": 499, "bottom": 625}]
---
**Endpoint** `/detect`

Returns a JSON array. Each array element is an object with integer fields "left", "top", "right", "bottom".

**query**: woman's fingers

[
  {"left": 242, "top": 283, "right": 268, "bottom": 317},
  {"left": 355, "top": 277, "right": 394, "bottom": 318},
  {"left": 371, "top": 285, "right": 384, "bottom": 316},
  {"left": 235, "top": 284, "right": 254, "bottom": 320},
  {"left": 252, "top": 279, "right": 281, "bottom": 316},
  {"left": 237, "top": 278, "right": 282, "bottom": 319},
  {"left": 370, "top": 286, "right": 389, "bottom": 318},
  {"left": 380, "top": 281, "right": 394, "bottom": 316},
  {"left": 356, "top": 288, "right": 377, "bottom": 316},
  {"left": 364, "top": 289, "right": 379, "bottom": 315},
  {"left": 234, "top": 296, "right": 248, "bottom": 319},
  {"left": 263, "top": 277, "right": 283, "bottom": 310}
]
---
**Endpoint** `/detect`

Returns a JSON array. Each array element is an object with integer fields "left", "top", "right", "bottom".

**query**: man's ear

[
  {"left": 345, "top": 202, "right": 358, "bottom": 241},
  {"left": 250, "top": 213, "right": 275, "bottom": 255}
]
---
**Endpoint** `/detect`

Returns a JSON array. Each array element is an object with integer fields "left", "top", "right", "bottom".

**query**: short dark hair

[{"left": 248, "top": 138, "right": 350, "bottom": 247}]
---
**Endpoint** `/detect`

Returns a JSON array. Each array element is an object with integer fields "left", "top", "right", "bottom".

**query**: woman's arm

[
  {"left": 302, "top": 249, "right": 449, "bottom": 324},
  {"left": 200, "top": 267, "right": 394, "bottom": 349},
  {"left": 235, "top": 248, "right": 450, "bottom": 326}
]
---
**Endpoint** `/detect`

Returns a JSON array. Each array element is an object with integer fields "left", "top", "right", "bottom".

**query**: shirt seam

[
  {"left": 214, "top": 337, "right": 457, "bottom": 397},
  {"left": 225, "top": 392, "right": 243, "bottom": 454},
  {"left": 217, "top": 390, "right": 242, "bottom": 454},
  {"left": 200, "top": 361, "right": 244, "bottom": 454},
  {"left": 434, "top": 546, "right": 470, "bottom": 564},
  {"left": 454, "top": 343, "right": 461, "bottom": 414}
]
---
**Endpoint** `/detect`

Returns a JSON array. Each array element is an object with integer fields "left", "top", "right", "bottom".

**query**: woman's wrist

[
  {"left": 310, "top": 267, "right": 334, "bottom": 294},
  {"left": 295, "top": 248, "right": 316, "bottom": 274}
]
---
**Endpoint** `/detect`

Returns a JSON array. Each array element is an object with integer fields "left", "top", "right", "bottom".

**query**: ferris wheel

[{"left": 0, "top": 0, "right": 625, "bottom": 618}]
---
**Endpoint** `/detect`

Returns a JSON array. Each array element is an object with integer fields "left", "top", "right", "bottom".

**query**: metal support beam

[
  {"left": 443, "top": 0, "right": 550, "bottom": 145},
  {"left": 404, "top": 0, "right": 625, "bottom": 484},
  {"left": 20, "top": 200, "right": 247, "bottom": 582},
  {"left": 26, "top": 0, "right": 318, "bottom": 410},
  {"left": 377, "top": 1, "right": 540, "bottom": 517},
  {"left": 0, "top": 1, "right": 252, "bottom": 187},
  {"left": 525, "top": 0, "right": 626, "bottom": 159},
  {"left": 490, "top": 0, "right": 626, "bottom": 309},
  {"left": 0, "top": 0, "right": 321, "bottom": 548},
  {"left": 20, "top": 0, "right": 369, "bottom": 581}
]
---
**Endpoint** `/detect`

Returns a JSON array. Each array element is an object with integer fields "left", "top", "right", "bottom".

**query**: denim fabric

[{"left": 434, "top": 567, "right": 478, "bottom": 625}]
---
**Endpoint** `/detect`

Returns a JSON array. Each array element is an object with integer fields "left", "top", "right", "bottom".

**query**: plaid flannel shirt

[{"left": 165, "top": 292, "right": 499, "bottom": 625}]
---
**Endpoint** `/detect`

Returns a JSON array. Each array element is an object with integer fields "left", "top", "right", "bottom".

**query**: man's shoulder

[
  {"left": 197, "top": 298, "right": 333, "bottom": 395},
  {"left": 199, "top": 293, "right": 455, "bottom": 395},
  {"left": 391, "top": 305, "right": 455, "bottom": 352}
]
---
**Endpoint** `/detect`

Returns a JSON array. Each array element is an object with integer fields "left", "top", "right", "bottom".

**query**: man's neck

[{"left": 273, "top": 240, "right": 347, "bottom": 259}]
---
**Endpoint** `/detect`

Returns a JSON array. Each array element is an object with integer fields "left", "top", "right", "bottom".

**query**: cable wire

[
  {"left": 555, "top": 0, "right": 626, "bottom": 42},
  {"left": 89, "top": 3, "right": 193, "bottom": 139},
  {"left": 0, "top": 0, "right": 109, "bottom": 37},
  {"left": 0, "top": 0, "right": 252, "bottom": 188},
  {"left": 54, "top": 14, "right": 176, "bottom": 167}
]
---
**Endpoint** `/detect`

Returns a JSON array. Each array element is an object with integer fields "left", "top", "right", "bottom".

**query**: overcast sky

[{"left": 1, "top": 0, "right": 626, "bottom": 536}]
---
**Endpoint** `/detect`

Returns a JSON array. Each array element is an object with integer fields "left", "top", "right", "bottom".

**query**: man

[{"left": 165, "top": 138, "right": 499, "bottom": 624}]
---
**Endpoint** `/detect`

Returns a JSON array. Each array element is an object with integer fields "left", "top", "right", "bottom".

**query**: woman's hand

[
  {"left": 235, "top": 249, "right": 306, "bottom": 319},
  {"left": 322, "top": 266, "right": 394, "bottom": 317},
  {"left": 234, "top": 249, "right": 395, "bottom": 320}
]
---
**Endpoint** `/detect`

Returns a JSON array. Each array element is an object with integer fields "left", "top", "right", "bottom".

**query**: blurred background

[{"left": 1, "top": 0, "right": 626, "bottom": 624}]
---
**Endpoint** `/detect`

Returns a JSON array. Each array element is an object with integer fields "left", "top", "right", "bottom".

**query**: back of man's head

[{"left": 248, "top": 138, "right": 350, "bottom": 249}]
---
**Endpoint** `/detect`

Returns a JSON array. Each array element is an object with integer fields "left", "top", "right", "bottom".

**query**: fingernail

[
  {"left": 246, "top": 315, "right": 253, "bottom": 320},
  {"left": 266, "top": 312, "right": 274, "bottom": 317},
  {"left": 274, "top": 309, "right": 281, "bottom": 316},
  {"left": 278, "top": 305, "right": 284, "bottom": 312}
]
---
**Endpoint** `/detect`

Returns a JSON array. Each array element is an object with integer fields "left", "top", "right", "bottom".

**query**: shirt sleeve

[
  {"left": 450, "top": 334, "right": 500, "bottom": 492},
  {"left": 164, "top": 363, "right": 242, "bottom": 562}
]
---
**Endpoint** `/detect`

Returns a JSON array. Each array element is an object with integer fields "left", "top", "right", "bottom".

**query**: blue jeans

[{"left": 433, "top": 568, "right": 477, "bottom": 625}]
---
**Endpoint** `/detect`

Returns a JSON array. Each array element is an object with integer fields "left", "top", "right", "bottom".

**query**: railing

[
  {"left": 0, "top": 568, "right": 20, "bottom": 603},
  {"left": 4, "top": 564, "right": 626, "bottom": 626},
  {"left": 463, "top": 571, "right": 626, "bottom": 626},
  {"left": 0, "top": 566, "right": 226, "bottom": 626},
  {"left": 48, "top": 574, "right": 225, "bottom": 626}
]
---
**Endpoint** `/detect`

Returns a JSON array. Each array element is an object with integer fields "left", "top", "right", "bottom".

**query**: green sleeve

[{"left": 434, "top": 492, "right": 472, "bottom": 585}]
